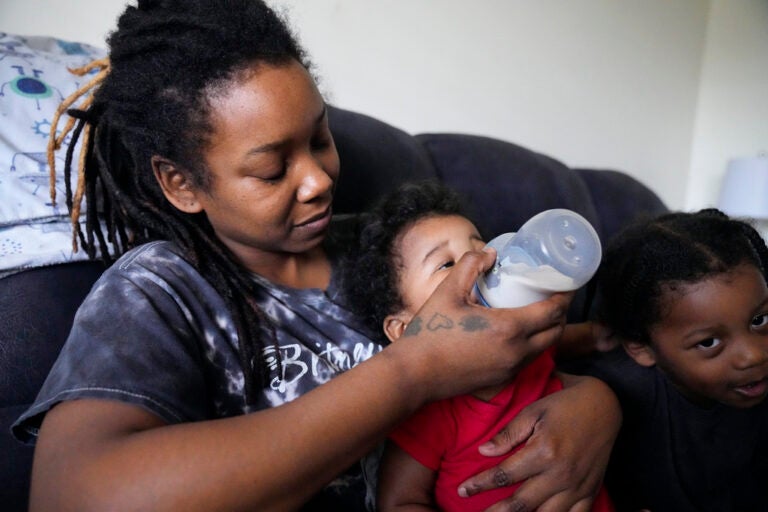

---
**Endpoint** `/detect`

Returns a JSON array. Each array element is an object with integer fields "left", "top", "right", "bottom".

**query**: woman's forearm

[{"left": 31, "top": 345, "right": 431, "bottom": 512}]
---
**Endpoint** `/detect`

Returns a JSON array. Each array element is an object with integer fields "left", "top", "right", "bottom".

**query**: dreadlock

[
  {"left": 592, "top": 208, "right": 768, "bottom": 344},
  {"left": 46, "top": 0, "right": 311, "bottom": 403}
]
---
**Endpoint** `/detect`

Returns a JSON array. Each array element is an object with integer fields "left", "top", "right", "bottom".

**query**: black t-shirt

[
  {"left": 14, "top": 226, "right": 385, "bottom": 510},
  {"left": 571, "top": 348, "right": 768, "bottom": 512}
]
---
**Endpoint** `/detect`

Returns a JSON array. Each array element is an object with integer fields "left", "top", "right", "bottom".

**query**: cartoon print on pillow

[{"left": 0, "top": 33, "right": 107, "bottom": 276}]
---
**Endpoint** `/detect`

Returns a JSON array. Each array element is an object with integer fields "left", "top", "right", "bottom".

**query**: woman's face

[
  {"left": 194, "top": 60, "right": 339, "bottom": 270},
  {"left": 647, "top": 264, "right": 768, "bottom": 408}
]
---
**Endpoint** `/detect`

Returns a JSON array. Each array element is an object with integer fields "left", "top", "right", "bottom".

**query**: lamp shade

[{"left": 718, "top": 156, "right": 768, "bottom": 219}]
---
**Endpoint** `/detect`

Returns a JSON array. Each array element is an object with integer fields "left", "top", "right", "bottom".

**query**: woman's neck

[{"left": 247, "top": 246, "right": 332, "bottom": 290}]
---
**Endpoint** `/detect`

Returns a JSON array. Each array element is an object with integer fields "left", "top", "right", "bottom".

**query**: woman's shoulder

[
  {"left": 93, "top": 241, "right": 222, "bottom": 305},
  {"left": 101, "top": 241, "right": 202, "bottom": 283},
  {"left": 111, "top": 240, "right": 190, "bottom": 271}
]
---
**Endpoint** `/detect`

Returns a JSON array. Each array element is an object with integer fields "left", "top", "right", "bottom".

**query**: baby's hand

[
  {"left": 591, "top": 321, "right": 619, "bottom": 352},
  {"left": 555, "top": 321, "right": 617, "bottom": 359}
]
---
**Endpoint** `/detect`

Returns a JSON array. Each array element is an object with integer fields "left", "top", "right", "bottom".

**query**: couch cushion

[
  {"left": 574, "top": 168, "right": 668, "bottom": 242},
  {"left": 0, "top": 260, "right": 105, "bottom": 512},
  {"left": 0, "top": 404, "right": 33, "bottom": 510},
  {"left": 329, "top": 106, "right": 437, "bottom": 214},
  {"left": 415, "top": 133, "right": 602, "bottom": 240}
]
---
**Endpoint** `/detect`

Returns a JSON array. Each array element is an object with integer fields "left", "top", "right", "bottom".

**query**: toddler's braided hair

[
  {"left": 594, "top": 208, "right": 768, "bottom": 344},
  {"left": 47, "top": 0, "right": 310, "bottom": 403}
]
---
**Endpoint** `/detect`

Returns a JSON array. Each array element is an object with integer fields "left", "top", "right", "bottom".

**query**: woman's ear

[
  {"left": 151, "top": 155, "right": 204, "bottom": 214},
  {"left": 383, "top": 313, "right": 411, "bottom": 343},
  {"left": 623, "top": 340, "right": 657, "bottom": 367}
]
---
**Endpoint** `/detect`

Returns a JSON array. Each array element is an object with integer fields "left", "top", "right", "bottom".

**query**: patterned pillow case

[{"left": 0, "top": 32, "right": 106, "bottom": 276}]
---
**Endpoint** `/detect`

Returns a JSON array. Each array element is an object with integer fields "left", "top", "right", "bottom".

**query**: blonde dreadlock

[{"left": 46, "top": 57, "right": 110, "bottom": 251}]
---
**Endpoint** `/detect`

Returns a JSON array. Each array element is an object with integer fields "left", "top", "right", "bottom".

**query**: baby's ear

[
  {"left": 383, "top": 313, "right": 411, "bottom": 343},
  {"left": 623, "top": 340, "right": 657, "bottom": 367}
]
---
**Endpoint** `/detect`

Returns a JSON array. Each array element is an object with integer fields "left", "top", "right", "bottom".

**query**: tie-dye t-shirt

[{"left": 13, "top": 234, "right": 385, "bottom": 510}]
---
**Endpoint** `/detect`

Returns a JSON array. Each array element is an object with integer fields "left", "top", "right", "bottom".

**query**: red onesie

[{"left": 388, "top": 348, "right": 614, "bottom": 511}]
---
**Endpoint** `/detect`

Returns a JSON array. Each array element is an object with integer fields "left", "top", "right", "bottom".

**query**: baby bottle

[{"left": 475, "top": 209, "right": 602, "bottom": 308}]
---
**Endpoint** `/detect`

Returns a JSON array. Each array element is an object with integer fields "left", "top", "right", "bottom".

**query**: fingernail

[{"left": 458, "top": 487, "right": 468, "bottom": 498}]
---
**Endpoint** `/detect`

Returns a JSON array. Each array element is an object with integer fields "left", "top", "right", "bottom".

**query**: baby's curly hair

[
  {"left": 593, "top": 208, "right": 768, "bottom": 344},
  {"left": 344, "top": 180, "right": 471, "bottom": 338}
]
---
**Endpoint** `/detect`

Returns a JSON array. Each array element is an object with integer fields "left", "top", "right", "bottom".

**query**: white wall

[
  {"left": 1, "top": 0, "right": 766, "bottom": 211},
  {"left": 0, "top": 0, "right": 126, "bottom": 45},
  {"left": 686, "top": 0, "right": 768, "bottom": 210}
]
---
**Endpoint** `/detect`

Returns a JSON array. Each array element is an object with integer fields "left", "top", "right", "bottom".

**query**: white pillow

[{"left": 0, "top": 33, "right": 107, "bottom": 276}]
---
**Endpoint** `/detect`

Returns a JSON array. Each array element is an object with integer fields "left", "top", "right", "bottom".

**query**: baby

[{"left": 344, "top": 180, "right": 614, "bottom": 511}]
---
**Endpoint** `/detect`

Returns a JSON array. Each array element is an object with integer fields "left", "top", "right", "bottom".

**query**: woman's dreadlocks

[{"left": 46, "top": 0, "right": 311, "bottom": 404}]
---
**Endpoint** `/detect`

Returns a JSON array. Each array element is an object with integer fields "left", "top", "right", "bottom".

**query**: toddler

[
  {"left": 344, "top": 181, "right": 614, "bottom": 512},
  {"left": 581, "top": 208, "right": 768, "bottom": 511}
]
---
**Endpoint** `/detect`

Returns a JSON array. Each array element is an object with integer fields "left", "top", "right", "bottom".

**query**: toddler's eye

[
  {"left": 751, "top": 313, "right": 768, "bottom": 328},
  {"left": 696, "top": 338, "right": 721, "bottom": 349}
]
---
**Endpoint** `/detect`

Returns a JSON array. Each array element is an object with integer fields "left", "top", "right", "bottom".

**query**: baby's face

[
  {"left": 395, "top": 214, "right": 485, "bottom": 318},
  {"left": 648, "top": 263, "right": 768, "bottom": 408}
]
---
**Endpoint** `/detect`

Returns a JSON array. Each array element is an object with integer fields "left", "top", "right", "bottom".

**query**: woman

[{"left": 14, "top": 1, "right": 620, "bottom": 510}]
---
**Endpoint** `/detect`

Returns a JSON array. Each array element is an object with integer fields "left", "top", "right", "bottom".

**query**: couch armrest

[{"left": 0, "top": 260, "right": 105, "bottom": 512}]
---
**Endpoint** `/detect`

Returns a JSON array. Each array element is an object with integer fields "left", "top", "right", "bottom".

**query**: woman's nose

[{"left": 296, "top": 154, "right": 336, "bottom": 203}]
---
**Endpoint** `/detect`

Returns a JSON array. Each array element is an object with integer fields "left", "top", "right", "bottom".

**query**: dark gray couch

[{"left": 0, "top": 105, "right": 668, "bottom": 511}]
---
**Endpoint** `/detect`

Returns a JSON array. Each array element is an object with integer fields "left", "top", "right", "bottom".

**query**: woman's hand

[
  {"left": 391, "top": 248, "right": 573, "bottom": 404},
  {"left": 456, "top": 374, "right": 621, "bottom": 512}
]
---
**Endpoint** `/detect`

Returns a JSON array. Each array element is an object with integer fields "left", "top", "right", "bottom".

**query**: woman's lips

[{"left": 296, "top": 206, "right": 332, "bottom": 232}]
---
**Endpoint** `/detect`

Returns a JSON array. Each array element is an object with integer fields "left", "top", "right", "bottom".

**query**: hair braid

[
  {"left": 739, "top": 222, "right": 768, "bottom": 280},
  {"left": 594, "top": 208, "right": 768, "bottom": 344},
  {"left": 61, "top": 116, "right": 88, "bottom": 251}
]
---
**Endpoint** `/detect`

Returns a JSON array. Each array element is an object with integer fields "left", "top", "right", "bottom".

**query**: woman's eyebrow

[{"left": 247, "top": 141, "right": 282, "bottom": 155}]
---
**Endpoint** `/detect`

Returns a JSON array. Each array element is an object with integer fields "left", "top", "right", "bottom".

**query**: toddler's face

[
  {"left": 647, "top": 263, "right": 768, "bottom": 408},
  {"left": 395, "top": 214, "right": 485, "bottom": 318}
]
